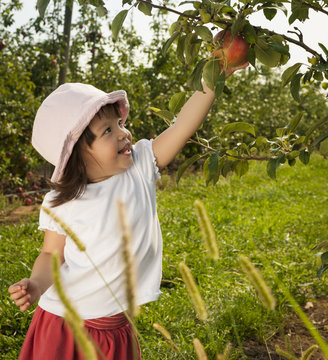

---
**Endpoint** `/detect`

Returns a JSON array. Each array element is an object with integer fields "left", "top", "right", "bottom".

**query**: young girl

[{"left": 8, "top": 63, "right": 246, "bottom": 359}]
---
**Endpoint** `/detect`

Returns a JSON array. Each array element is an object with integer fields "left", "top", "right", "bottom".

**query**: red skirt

[{"left": 19, "top": 306, "right": 142, "bottom": 360}]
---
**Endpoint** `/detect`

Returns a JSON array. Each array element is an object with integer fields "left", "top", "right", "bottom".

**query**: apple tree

[{"left": 36, "top": 0, "right": 328, "bottom": 183}]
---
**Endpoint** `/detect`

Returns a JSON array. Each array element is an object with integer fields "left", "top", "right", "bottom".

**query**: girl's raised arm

[{"left": 152, "top": 65, "right": 247, "bottom": 169}]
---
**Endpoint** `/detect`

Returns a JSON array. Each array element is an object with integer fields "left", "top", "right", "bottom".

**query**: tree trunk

[{"left": 58, "top": 0, "right": 73, "bottom": 86}]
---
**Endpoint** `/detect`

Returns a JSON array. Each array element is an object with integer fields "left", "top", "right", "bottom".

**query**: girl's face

[{"left": 82, "top": 105, "right": 133, "bottom": 183}]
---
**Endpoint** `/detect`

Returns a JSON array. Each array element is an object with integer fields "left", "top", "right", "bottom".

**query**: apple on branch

[{"left": 212, "top": 30, "right": 249, "bottom": 69}]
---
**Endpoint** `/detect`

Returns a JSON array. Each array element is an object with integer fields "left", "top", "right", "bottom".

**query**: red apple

[
  {"left": 25, "top": 197, "right": 33, "bottom": 205},
  {"left": 26, "top": 171, "right": 34, "bottom": 179},
  {"left": 19, "top": 192, "right": 26, "bottom": 198},
  {"left": 16, "top": 187, "right": 23, "bottom": 193},
  {"left": 32, "top": 185, "right": 39, "bottom": 190},
  {"left": 212, "top": 30, "right": 249, "bottom": 68}
]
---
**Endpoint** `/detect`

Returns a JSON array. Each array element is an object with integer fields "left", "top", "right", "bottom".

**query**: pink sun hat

[{"left": 32, "top": 83, "right": 129, "bottom": 183}]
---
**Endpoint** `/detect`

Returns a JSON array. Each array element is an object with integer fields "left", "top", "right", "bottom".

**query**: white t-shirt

[{"left": 38, "top": 139, "right": 162, "bottom": 319}]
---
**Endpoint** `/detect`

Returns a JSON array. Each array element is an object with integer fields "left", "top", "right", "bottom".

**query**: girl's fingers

[
  {"left": 8, "top": 280, "right": 28, "bottom": 293},
  {"left": 14, "top": 293, "right": 31, "bottom": 307},
  {"left": 10, "top": 288, "right": 26, "bottom": 300},
  {"left": 20, "top": 302, "right": 31, "bottom": 312}
]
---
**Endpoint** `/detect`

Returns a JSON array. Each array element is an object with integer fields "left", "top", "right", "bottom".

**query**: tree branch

[
  {"left": 137, "top": 0, "right": 198, "bottom": 19},
  {"left": 188, "top": 139, "right": 271, "bottom": 161},
  {"left": 263, "top": 27, "right": 325, "bottom": 61},
  {"left": 298, "top": 0, "right": 328, "bottom": 16},
  {"left": 137, "top": 1, "right": 325, "bottom": 62}
]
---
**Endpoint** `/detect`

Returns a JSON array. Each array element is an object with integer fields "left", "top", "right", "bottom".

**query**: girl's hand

[{"left": 8, "top": 278, "right": 41, "bottom": 312}]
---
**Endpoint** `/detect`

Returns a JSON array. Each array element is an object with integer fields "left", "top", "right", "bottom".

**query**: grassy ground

[{"left": 1, "top": 155, "right": 327, "bottom": 359}]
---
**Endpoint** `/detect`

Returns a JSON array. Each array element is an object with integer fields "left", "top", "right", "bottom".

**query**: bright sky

[{"left": 14, "top": 1, "right": 327, "bottom": 66}]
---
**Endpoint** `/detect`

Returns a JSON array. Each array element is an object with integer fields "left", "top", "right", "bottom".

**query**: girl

[{"left": 8, "top": 64, "right": 246, "bottom": 359}]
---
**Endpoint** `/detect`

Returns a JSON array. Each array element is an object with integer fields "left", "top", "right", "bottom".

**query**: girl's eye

[
  {"left": 104, "top": 127, "right": 111, "bottom": 134},
  {"left": 118, "top": 120, "right": 123, "bottom": 127}
]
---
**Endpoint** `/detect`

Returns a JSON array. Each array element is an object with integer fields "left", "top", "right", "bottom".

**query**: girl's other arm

[
  {"left": 8, "top": 230, "right": 66, "bottom": 312},
  {"left": 152, "top": 65, "right": 247, "bottom": 168}
]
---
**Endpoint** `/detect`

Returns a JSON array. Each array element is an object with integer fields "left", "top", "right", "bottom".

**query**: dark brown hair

[{"left": 49, "top": 102, "right": 121, "bottom": 207}]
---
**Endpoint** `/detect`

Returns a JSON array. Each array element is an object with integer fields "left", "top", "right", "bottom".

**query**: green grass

[{"left": 1, "top": 155, "right": 327, "bottom": 359}]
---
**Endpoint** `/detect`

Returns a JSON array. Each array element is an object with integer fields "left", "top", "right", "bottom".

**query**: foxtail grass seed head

[
  {"left": 42, "top": 206, "right": 86, "bottom": 251},
  {"left": 178, "top": 262, "right": 208, "bottom": 321},
  {"left": 301, "top": 344, "right": 319, "bottom": 360},
  {"left": 216, "top": 342, "right": 232, "bottom": 360},
  {"left": 65, "top": 311, "right": 98, "bottom": 360},
  {"left": 52, "top": 252, "right": 83, "bottom": 327},
  {"left": 194, "top": 199, "right": 219, "bottom": 260},
  {"left": 193, "top": 338, "right": 208, "bottom": 360},
  {"left": 275, "top": 345, "right": 298, "bottom": 360},
  {"left": 153, "top": 323, "right": 179, "bottom": 354},
  {"left": 239, "top": 255, "right": 276, "bottom": 311},
  {"left": 117, "top": 199, "right": 138, "bottom": 318}
]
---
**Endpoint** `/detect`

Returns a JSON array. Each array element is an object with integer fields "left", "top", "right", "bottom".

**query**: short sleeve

[
  {"left": 38, "top": 191, "right": 67, "bottom": 236},
  {"left": 132, "top": 139, "right": 161, "bottom": 180}
]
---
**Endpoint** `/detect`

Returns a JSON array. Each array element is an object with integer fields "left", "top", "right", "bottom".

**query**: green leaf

[
  {"left": 37, "top": 0, "right": 51, "bottom": 18},
  {"left": 258, "top": 2, "right": 288, "bottom": 16},
  {"left": 203, "top": 151, "right": 223, "bottom": 185},
  {"left": 276, "top": 127, "right": 286, "bottom": 137},
  {"left": 187, "top": 59, "right": 207, "bottom": 91},
  {"left": 305, "top": 117, "right": 328, "bottom": 144},
  {"left": 112, "top": 10, "right": 129, "bottom": 41},
  {"left": 203, "top": 156, "right": 215, "bottom": 186},
  {"left": 267, "top": 157, "right": 279, "bottom": 180},
  {"left": 194, "top": 26, "right": 213, "bottom": 42},
  {"left": 184, "top": 33, "right": 201, "bottom": 65},
  {"left": 221, "top": 122, "right": 256, "bottom": 137},
  {"left": 269, "top": 42, "right": 289, "bottom": 56},
  {"left": 317, "top": 264, "right": 328, "bottom": 278},
  {"left": 321, "top": 251, "right": 328, "bottom": 266},
  {"left": 287, "top": 112, "right": 303, "bottom": 133},
  {"left": 149, "top": 107, "right": 175, "bottom": 124},
  {"left": 177, "top": 35, "right": 186, "bottom": 63},
  {"left": 243, "top": 23, "right": 257, "bottom": 44},
  {"left": 138, "top": 1, "right": 152, "bottom": 16},
  {"left": 215, "top": 71, "right": 226, "bottom": 98},
  {"left": 288, "top": 158, "right": 296, "bottom": 166},
  {"left": 248, "top": 47, "right": 256, "bottom": 68},
  {"left": 312, "top": 241, "right": 328, "bottom": 252},
  {"left": 318, "top": 43, "right": 328, "bottom": 58},
  {"left": 281, "top": 63, "right": 302, "bottom": 86},
  {"left": 221, "top": 159, "right": 234, "bottom": 178},
  {"left": 290, "top": 73, "right": 303, "bottom": 102},
  {"left": 319, "top": 137, "right": 328, "bottom": 156},
  {"left": 231, "top": 17, "right": 246, "bottom": 37},
  {"left": 96, "top": 5, "right": 108, "bottom": 17},
  {"left": 299, "top": 149, "right": 310, "bottom": 164},
  {"left": 176, "top": 153, "right": 207, "bottom": 185},
  {"left": 254, "top": 39, "right": 281, "bottom": 67},
  {"left": 263, "top": 8, "right": 277, "bottom": 20},
  {"left": 289, "top": 3, "right": 309, "bottom": 24},
  {"left": 162, "top": 31, "right": 180, "bottom": 57},
  {"left": 234, "top": 160, "right": 249, "bottom": 177},
  {"left": 203, "top": 58, "right": 221, "bottom": 91},
  {"left": 287, "top": 150, "right": 299, "bottom": 160},
  {"left": 313, "top": 131, "right": 328, "bottom": 147},
  {"left": 169, "top": 92, "right": 186, "bottom": 114}
]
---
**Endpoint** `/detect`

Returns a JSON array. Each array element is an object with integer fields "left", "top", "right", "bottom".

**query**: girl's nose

[{"left": 116, "top": 127, "right": 128, "bottom": 140}]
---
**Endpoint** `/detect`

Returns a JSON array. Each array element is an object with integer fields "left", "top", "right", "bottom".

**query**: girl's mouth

[{"left": 118, "top": 144, "right": 132, "bottom": 155}]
